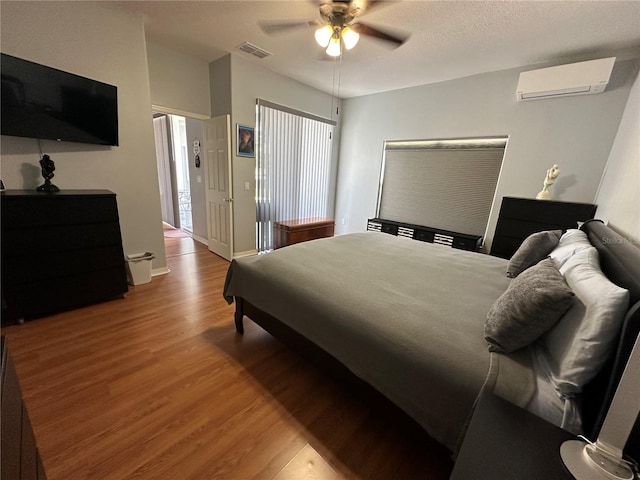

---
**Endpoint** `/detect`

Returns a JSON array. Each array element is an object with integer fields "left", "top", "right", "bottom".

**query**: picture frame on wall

[{"left": 237, "top": 125, "right": 255, "bottom": 158}]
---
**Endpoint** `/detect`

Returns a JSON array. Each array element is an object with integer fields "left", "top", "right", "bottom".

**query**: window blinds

[
  {"left": 256, "top": 100, "right": 335, "bottom": 252},
  {"left": 378, "top": 138, "right": 507, "bottom": 237}
]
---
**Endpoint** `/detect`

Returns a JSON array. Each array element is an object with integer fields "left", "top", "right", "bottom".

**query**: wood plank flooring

[{"left": 2, "top": 235, "right": 454, "bottom": 480}]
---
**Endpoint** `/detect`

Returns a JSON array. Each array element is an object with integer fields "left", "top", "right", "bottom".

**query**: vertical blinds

[
  {"left": 378, "top": 138, "right": 507, "bottom": 237},
  {"left": 256, "top": 100, "right": 335, "bottom": 252}
]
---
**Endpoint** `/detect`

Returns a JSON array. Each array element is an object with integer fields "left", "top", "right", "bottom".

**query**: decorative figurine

[
  {"left": 536, "top": 164, "right": 560, "bottom": 200},
  {"left": 36, "top": 154, "right": 60, "bottom": 192}
]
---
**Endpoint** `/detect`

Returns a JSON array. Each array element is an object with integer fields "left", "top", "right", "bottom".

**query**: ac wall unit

[{"left": 516, "top": 57, "right": 616, "bottom": 101}]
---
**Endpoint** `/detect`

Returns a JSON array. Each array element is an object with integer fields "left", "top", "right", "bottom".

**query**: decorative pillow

[
  {"left": 542, "top": 247, "right": 629, "bottom": 396},
  {"left": 485, "top": 258, "right": 574, "bottom": 353},
  {"left": 507, "top": 230, "right": 562, "bottom": 278},
  {"left": 549, "top": 229, "right": 592, "bottom": 269}
]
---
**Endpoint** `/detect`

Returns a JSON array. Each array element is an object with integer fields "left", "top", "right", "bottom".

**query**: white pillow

[
  {"left": 542, "top": 247, "right": 629, "bottom": 396},
  {"left": 548, "top": 229, "right": 592, "bottom": 269}
]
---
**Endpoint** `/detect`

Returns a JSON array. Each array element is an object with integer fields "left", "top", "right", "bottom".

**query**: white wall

[
  {"left": 145, "top": 42, "right": 211, "bottom": 243},
  {"left": 0, "top": 1, "right": 167, "bottom": 271},
  {"left": 223, "top": 54, "right": 342, "bottom": 255},
  {"left": 147, "top": 42, "right": 211, "bottom": 119},
  {"left": 146, "top": 48, "right": 341, "bottom": 256},
  {"left": 184, "top": 118, "right": 208, "bottom": 242},
  {"left": 211, "top": 55, "right": 232, "bottom": 118},
  {"left": 595, "top": 68, "right": 640, "bottom": 244},
  {"left": 335, "top": 58, "right": 639, "bottom": 251}
]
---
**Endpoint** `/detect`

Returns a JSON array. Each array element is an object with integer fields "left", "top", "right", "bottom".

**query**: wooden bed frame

[{"left": 233, "top": 220, "right": 640, "bottom": 459}]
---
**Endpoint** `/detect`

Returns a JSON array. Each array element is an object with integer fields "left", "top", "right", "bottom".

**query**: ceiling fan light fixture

[
  {"left": 315, "top": 25, "right": 333, "bottom": 48},
  {"left": 326, "top": 33, "right": 342, "bottom": 57},
  {"left": 341, "top": 26, "right": 359, "bottom": 50}
]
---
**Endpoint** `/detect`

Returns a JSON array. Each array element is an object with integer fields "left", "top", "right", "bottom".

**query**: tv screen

[{"left": 1, "top": 53, "right": 118, "bottom": 146}]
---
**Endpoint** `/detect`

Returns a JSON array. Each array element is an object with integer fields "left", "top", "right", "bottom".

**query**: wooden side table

[
  {"left": 273, "top": 218, "right": 335, "bottom": 249},
  {"left": 451, "top": 391, "right": 575, "bottom": 480}
]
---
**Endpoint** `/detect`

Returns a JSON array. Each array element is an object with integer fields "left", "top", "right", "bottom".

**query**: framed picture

[{"left": 237, "top": 124, "right": 255, "bottom": 158}]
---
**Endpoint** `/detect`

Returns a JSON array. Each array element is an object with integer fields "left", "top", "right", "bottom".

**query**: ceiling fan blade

[
  {"left": 351, "top": 0, "right": 387, "bottom": 14},
  {"left": 352, "top": 22, "right": 409, "bottom": 47},
  {"left": 259, "top": 20, "right": 322, "bottom": 35},
  {"left": 319, "top": 0, "right": 388, "bottom": 18}
]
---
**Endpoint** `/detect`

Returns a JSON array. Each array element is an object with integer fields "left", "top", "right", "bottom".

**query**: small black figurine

[{"left": 36, "top": 154, "right": 60, "bottom": 192}]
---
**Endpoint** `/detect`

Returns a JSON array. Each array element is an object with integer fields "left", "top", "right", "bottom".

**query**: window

[
  {"left": 378, "top": 137, "right": 507, "bottom": 238},
  {"left": 256, "top": 100, "right": 336, "bottom": 252}
]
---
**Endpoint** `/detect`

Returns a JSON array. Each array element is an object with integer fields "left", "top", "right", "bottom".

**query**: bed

[{"left": 223, "top": 219, "right": 640, "bottom": 458}]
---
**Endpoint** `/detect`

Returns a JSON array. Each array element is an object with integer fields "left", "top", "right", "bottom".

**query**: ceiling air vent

[{"left": 237, "top": 42, "right": 272, "bottom": 59}]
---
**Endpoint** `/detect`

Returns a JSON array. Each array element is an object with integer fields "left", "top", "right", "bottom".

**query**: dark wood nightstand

[
  {"left": 1, "top": 337, "right": 47, "bottom": 479},
  {"left": 490, "top": 196, "right": 596, "bottom": 259},
  {"left": 451, "top": 392, "right": 575, "bottom": 480}
]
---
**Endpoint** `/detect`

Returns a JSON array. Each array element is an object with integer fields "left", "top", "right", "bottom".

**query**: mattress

[{"left": 224, "top": 232, "right": 515, "bottom": 451}]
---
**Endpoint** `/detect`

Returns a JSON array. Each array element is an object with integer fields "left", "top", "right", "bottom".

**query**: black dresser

[
  {"left": 490, "top": 196, "right": 597, "bottom": 259},
  {"left": 1, "top": 337, "right": 47, "bottom": 479},
  {"left": 1, "top": 190, "right": 128, "bottom": 322},
  {"left": 367, "top": 218, "right": 482, "bottom": 252}
]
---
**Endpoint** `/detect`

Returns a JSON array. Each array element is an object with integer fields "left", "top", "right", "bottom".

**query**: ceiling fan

[{"left": 260, "top": 0, "right": 409, "bottom": 57}]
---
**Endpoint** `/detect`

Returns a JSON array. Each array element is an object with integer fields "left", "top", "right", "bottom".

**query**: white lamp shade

[
  {"left": 342, "top": 26, "right": 360, "bottom": 50},
  {"left": 326, "top": 35, "right": 341, "bottom": 57},
  {"left": 315, "top": 25, "right": 333, "bottom": 48}
]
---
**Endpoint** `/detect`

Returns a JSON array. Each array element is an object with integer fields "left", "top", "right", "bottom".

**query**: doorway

[{"left": 153, "top": 113, "right": 193, "bottom": 232}]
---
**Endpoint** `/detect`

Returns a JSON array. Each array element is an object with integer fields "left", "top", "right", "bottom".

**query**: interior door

[
  {"left": 203, "top": 115, "right": 233, "bottom": 260},
  {"left": 153, "top": 115, "right": 177, "bottom": 227}
]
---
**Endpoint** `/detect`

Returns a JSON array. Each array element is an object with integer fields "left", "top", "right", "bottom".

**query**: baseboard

[
  {"left": 186, "top": 234, "right": 254, "bottom": 260},
  {"left": 192, "top": 234, "right": 208, "bottom": 246},
  {"left": 233, "top": 249, "right": 258, "bottom": 259},
  {"left": 151, "top": 266, "right": 171, "bottom": 277}
]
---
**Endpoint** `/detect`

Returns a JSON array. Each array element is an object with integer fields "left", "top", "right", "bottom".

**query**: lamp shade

[
  {"left": 315, "top": 25, "right": 333, "bottom": 48},
  {"left": 341, "top": 26, "right": 360, "bottom": 50},
  {"left": 326, "top": 35, "right": 341, "bottom": 57}
]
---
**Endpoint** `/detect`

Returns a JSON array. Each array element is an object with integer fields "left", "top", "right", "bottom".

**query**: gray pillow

[
  {"left": 485, "top": 257, "right": 574, "bottom": 353},
  {"left": 507, "top": 230, "right": 562, "bottom": 278}
]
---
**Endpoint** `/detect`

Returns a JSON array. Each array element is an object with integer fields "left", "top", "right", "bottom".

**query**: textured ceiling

[{"left": 111, "top": 0, "right": 640, "bottom": 98}]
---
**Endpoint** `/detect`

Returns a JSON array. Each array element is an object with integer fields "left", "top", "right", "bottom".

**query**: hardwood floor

[{"left": 2, "top": 236, "right": 454, "bottom": 480}]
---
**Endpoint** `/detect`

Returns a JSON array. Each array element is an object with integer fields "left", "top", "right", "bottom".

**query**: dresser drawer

[
  {"left": 2, "top": 222, "right": 123, "bottom": 255},
  {"left": 3, "top": 245, "right": 126, "bottom": 285},
  {"left": 1, "top": 194, "right": 120, "bottom": 227}
]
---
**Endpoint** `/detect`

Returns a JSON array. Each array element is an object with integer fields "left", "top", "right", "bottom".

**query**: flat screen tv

[{"left": 1, "top": 53, "right": 118, "bottom": 146}]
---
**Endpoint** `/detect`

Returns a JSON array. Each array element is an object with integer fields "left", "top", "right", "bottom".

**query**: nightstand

[
  {"left": 451, "top": 391, "right": 575, "bottom": 480},
  {"left": 490, "top": 196, "right": 596, "bottom": 259}
]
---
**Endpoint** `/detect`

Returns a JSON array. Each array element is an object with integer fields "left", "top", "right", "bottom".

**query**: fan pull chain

[{"left": 330, "top": 53, "right": 343, "bottom": 122}]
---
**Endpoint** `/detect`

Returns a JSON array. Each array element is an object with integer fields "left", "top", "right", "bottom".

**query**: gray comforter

[{"left": 224, "top": 232, "right": 522, "bottom": 451}]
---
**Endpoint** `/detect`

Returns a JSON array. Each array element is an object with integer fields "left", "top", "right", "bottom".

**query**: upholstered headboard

[{"left": 580, "top": 219, "right": 640, "bottom": 459}]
